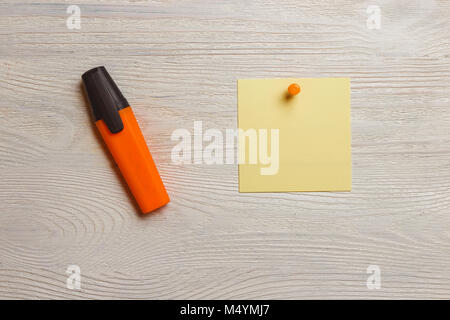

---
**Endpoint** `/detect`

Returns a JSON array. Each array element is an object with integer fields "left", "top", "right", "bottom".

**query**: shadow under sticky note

[{"left": 238, "top": 78, "right": 351, "bottom": 192}]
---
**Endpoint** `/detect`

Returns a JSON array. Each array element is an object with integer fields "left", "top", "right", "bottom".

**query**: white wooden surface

[{"left": 0, "top": 0, "right": 449, "bottom": 299}]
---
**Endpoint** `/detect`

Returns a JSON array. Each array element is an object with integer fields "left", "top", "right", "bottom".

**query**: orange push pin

[{"left": 288, "top": 83, "right": 301, "bottom": 96}]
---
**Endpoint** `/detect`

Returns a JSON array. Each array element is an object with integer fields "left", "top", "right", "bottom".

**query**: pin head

[{"left": 288, "top": 83, "right": 301, "bottom": 96}]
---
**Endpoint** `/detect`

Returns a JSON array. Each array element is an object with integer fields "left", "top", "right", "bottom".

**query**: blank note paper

[{"left": 238, "top": 78, "right": 351, "bottom": 192}]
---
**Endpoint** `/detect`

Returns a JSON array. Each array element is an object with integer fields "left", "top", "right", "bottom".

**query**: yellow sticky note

[{"left": 238, "top": 78, "right": 351, "bottom": 192}]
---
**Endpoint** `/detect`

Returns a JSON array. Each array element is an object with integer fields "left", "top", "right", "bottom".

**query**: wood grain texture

[{"left": 0, "top": 0, "right": 449, "bottom": 299}]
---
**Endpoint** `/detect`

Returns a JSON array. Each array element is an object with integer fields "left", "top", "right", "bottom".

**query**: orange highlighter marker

[{"left": 82, "top": 66, "right": 169, "bottom": 214}]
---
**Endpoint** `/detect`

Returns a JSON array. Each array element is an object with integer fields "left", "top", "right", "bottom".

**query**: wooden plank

[{"left": 0, "top": 0, "right": 449, "bottom": 299}]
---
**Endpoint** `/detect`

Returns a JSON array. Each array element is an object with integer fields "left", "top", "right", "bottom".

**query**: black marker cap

[{"left": 82, "top": 66, "right": 129, "bottom": 133}]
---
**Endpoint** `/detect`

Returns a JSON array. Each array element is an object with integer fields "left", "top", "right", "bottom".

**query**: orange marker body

[{"left": 96, "top": 107, "right": 169, "bottom": 213}]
